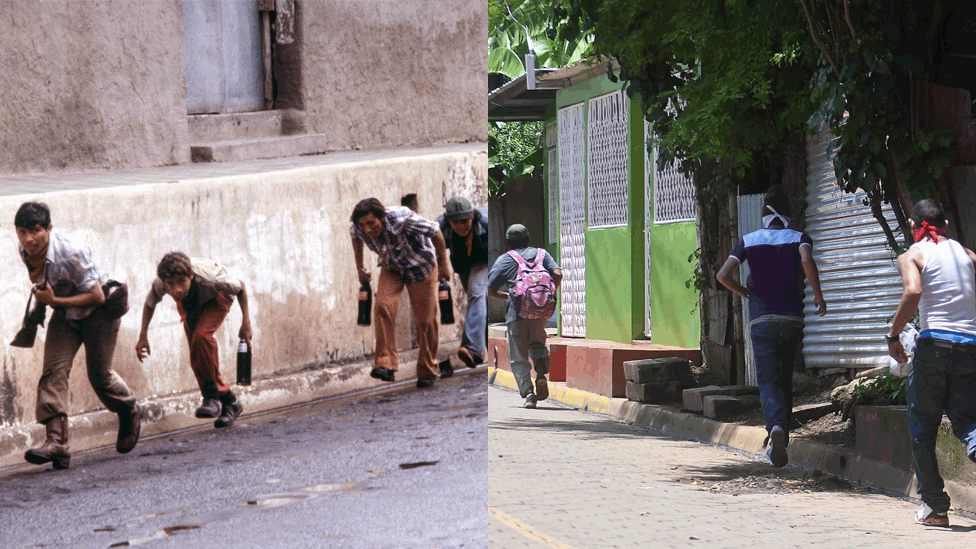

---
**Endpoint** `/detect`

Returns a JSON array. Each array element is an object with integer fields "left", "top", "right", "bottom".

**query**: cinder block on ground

[
  {"left": 623, "top": 358, "right": 692, "bottom": 384},
  {"left": 682, "top": 385, "right": 723, "bottom": 412},
  {"left": 791, "top": 402, "right": 840, "bottom": 429},
  {"left": 703, "top": 395, "right": 761, "bottom": 419},
  {"left": 625, "top": 381, "right": 679, "bottom": 403}
]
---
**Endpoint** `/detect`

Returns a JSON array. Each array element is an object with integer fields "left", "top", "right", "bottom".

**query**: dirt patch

[{"left": 687, "top": 468, "right": 879, "bottom": 496}]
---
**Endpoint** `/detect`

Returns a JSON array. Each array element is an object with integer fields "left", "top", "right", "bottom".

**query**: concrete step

[
  {"left": 188, "top": 111, "right": 289, "bottom": 142},
  {"left": 190, "top": 134, "right": 333, "bottom": 163}
]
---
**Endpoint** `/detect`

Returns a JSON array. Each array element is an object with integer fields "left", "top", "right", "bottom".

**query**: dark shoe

[
  {"left": 458, "top": 347, "right": 477, "bottom": 369},
  {"left": 535, "top": 376, "right": 549, "bottom": 401},
  {"left": 24, "top": 415, "right": 70, "bottom": 469},
  {"left": 523, "top": 394, "right": 538, "bottom": 409},
  {"left": 116, "top": 403, "right": 142, "bottom": 454},
  {"left": 195, "top": 397, "right": 222, "bottom": 418},
  {"left": 214, "top": 397, "right": 243, "bottom": 428},
  {"left": 370, "top": 367, "right": 396, "bottom": 382},
  {"left": 915, "top": 503, "right": 949, "bottom": 527},
  {"left": 767, "top": 425, "right": 788, "bottom": 467},
  {"left": 439, "top": 360, "right": 454, "bottom": 378},
  {"left": 417, "top": 377, "right": 436, "bottom": 389}
]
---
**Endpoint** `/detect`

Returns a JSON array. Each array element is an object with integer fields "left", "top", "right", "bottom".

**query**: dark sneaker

[
  {"left": 915, "top": 503, "right": 949, "bottom": 527},
  {"left": 370, "top": 367, "right": 396, "bottom": 382},
  {"left": 195, "top": 397, "right": 221, "bottom": 418},
  {"left": 116, "top": 403, "right": 142, "bottom": 454},
  {"left": 458, "top": 347, "right": 477, "bottom": 369},
  {"left": 439, "top": 360, "right": 454, "bottom": 378},
  {"left": 417, "top": 377, "right": 435, "bottom": 389},
  {"left": 214, "top": 398, "right": 243, "bottom": 428},
  {"left": 523, "top": 394, "right": 538, "bottom": 409},
  {"left": 535, "top": 376, "right": 549, "bottom": 401},
  {"left": 767, "top": 425, "right": 788, "bottom": 467}
]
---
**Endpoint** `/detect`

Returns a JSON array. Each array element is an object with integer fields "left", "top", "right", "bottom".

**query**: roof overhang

[{"left": 488, "top": 69, "right": 561, "bottom": 122}]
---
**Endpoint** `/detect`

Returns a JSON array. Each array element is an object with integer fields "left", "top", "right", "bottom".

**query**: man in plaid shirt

[{"left": 350, "top": 197, "right": 451, "bottom": 388}]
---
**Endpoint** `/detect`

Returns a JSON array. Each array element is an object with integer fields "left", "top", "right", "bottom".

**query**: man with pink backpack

[{"left": 488, "top": 224, "right": 562, "bottom": 408}]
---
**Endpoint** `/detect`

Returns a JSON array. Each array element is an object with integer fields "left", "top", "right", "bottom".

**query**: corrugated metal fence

[{"left": 802, "top": 131, "right": 902, "bottom": 369}]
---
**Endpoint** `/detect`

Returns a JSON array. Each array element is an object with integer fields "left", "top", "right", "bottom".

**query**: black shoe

[
  {"left": 458, "top": 347, "right": 477, "bottom": 369},
  {"left": 116, "top": 403, "right": 142, "bottom": 454},
  {"left": 439, "top": 360, "right": 454, "bottom": 378},
  {"left": 195, "top": 397, "right": 221, "bottom": 418},
  {"left": 370, "top": 367, "right": 396, "bottom": 382},
  {"left": 417, "top": 377, "right": 435, "bottom": 389},
  {"left": 214, "top": 397, "right": 243, "bottom": 428}
]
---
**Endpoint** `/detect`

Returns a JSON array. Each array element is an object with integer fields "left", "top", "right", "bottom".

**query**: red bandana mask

[{"left": 912, "top": 220, "right": 944, "bottom": 243}]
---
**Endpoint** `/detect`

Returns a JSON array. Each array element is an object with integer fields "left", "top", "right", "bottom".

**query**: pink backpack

[{"left": 507, "top": 249, "right": 556, "bottom": 320}]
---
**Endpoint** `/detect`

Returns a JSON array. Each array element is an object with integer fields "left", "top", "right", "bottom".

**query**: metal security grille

[
  {"left": 545, "top": 122, "right": 557, "bottom": 148},
  {"left": 586, "top": 91, "right": 629, "bottom": 229},
  {"left": 548, "top": 148, "right": 558, "bottom": 243},
  {"left": 802, "top": 130, "right": 901, "bottom": 369},
  {"left": 653, "top": 145, "right": 696, "bottom": 224},
  {"left": 558, "top": 102, "right": 587, "bottom": 337},
  {"left": 643, "top": 121, "right": 653, "bottom": 338}
]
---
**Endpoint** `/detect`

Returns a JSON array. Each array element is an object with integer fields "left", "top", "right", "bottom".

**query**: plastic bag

[{"left": 889, "top": 325, "right": 918, "bottom": 378}]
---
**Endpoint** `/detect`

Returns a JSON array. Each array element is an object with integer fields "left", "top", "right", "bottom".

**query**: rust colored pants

[
  {"left": 36, "top": 308, "right": 136, "bottom": 423},
  {"left": 374, "top": 267, "right": 439, "bottom": 380},
  {"left": 177, "top": 293, "right": 233, "bottom": 399}
]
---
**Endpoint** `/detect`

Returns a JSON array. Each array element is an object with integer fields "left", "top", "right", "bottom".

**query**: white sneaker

[{"left": 523, "top": 394, "right": 538, "bottom": 409}]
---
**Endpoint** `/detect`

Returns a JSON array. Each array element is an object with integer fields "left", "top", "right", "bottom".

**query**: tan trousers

[
  {"left": 36, "top": 308, "right": 136, "bottom": 423},
  {"left": 374, "top": 267, "right": 439, "bottom": 380}
]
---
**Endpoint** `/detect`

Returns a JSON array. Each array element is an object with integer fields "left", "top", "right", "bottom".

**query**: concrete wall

[
  {"left": 0, "top": 146, "right": 486, "bottom": 429},
  {"left": 298, "top": 0, "right": 487, "bottom": 148},
  {"left": 0, "top": 0, "right": 486, "bottom": 175},
  {"left": 0, "top": 0, "right": 190, "bottom": 173}
]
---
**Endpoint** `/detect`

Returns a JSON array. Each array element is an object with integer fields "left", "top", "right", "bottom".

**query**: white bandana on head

[{"left": 762, "top": 205, "right": 789, "bottom": 229}]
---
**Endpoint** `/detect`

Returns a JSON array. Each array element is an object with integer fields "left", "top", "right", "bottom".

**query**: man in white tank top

[{"left": 887, "top": 198, "right": 976, "bottom": 527}]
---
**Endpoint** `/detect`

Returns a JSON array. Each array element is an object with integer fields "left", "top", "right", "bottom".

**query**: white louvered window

[
  {"left": 652, "top": 143, "right": 696, "bottom": 224},
  {"left": 548, "top": 148, "right": 558, "bottom": 243},
  {"left": 586, "top": 90, "right": 629, "bottom": 228}
]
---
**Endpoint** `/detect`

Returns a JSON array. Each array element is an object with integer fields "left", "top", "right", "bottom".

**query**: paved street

[
  {"left": 488, "top": 385, "right": 976, "bottom": 548},
  {"left": 0, "top": 370, "right": 488, "bottom": 549}
]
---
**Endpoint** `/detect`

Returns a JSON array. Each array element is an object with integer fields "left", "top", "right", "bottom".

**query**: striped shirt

[
  {"left": 350, "top": 206, "right": 440, "bottom": 285},
  {"left": 730, "top": 228, "right": 813, "bottom": 321}
]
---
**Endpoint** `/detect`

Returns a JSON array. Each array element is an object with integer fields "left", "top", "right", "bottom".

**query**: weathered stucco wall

[
  {"left": 0, "top": 147, "right": 486, "bottom": 428},
  {"left": 298, "top": 0, "right": 487, "bottom": 148},
  {"left": 0, "top": 0, "right": 189, "bottom": 174}
]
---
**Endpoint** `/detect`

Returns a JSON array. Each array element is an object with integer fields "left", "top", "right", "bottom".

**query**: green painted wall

[
  {"left": 646, "top": 221, "right": 700, "bottom": 347},
  {"left": 544, "top": 73, "right": 700, "bottom": 346}
]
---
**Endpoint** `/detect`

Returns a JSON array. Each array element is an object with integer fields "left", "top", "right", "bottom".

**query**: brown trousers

[
  {"left": 36, "top": 308, "right": 136, "bottom": 423},
  {"left": 374, "top": 267, "right": 439, "bottom": 380},
  {"left": 177, "top": 293, "right": 234, "bottom": 399}
]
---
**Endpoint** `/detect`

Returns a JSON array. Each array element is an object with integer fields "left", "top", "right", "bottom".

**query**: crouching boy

[{"left": 136, "top": 252, "right": 252, "bottom": 428}]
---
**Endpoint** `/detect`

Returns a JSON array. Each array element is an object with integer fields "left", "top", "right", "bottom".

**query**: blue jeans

[
  {"left": 907, "top": 339, "right": 976, "bottom": 512},
  {"left": 459, "top": 263, "right": 488, "bottom": 361},
  {"left": 751, "top": 320, "right": 803, "bottom": 437}
]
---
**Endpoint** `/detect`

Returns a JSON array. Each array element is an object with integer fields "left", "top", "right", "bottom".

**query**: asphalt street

[
  {"left": 487, "top": 384, "right": 976, "bottom": 549},
  {"left": 0, "top": 369, "right": 488, "bottom": 549}
]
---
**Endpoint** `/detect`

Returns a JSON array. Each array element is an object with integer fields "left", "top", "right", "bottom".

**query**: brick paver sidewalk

[{"left": 488, "top": 385, "right": 976, "bottom": 548}]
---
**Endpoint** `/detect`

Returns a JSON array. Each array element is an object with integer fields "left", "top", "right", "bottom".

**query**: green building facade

[{"left": 541, "top": 73, "right": 700, "bottom": 348}]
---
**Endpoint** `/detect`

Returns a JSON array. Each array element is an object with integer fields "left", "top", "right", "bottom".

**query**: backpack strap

[
  {"left": 531, "top": 249, "right": 547, "bottom": 269},
  {"left": 507, "top": 249, "right": 530, "bottom": 267}
]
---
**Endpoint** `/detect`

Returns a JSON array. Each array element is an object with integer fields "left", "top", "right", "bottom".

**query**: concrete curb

[
  {"left": 0, "top": 340, "right": 464, "bottom": 470},
  {"left": 487, "top": 367, "right": 976, "bottom": 512}
]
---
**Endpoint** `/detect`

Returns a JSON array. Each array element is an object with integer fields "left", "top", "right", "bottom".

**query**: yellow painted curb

[{"left": 488, "top": 367, "right": 613, "bottom": 413}]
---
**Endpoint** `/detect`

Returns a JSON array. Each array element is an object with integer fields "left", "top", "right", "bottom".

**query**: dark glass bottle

[
  {"left": 438, "top": 280, "right": 455, "bottom": 325},
  {"left": 357, "top": 281, "right": 372, "bottom": 326},
  {"left": 236, "top": 339, "right": 252, "bottom": 386}
]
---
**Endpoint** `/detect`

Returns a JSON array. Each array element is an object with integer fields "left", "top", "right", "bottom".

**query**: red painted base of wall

[{"left": 488, "top": 334, "right": 701, "bottom": 398}]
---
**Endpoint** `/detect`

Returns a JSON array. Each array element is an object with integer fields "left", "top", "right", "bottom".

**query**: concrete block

[
  {"left": 626, "top": 381, "right": 679, "bottom": 403},
  {"left": 623, "top": 357, "right": 692, "bottom": 384},
  {"left": 791, "top": 402, "right": 841, "bottom": 428},
  {"left": 703, "top": 395, "right": 760, "bottom": 419},
  {"left": 683, "top": 385, "right": 724, "bottom": 412},
  {"left": 188, "top": 111, "right": 284, "bottom": 142}
]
